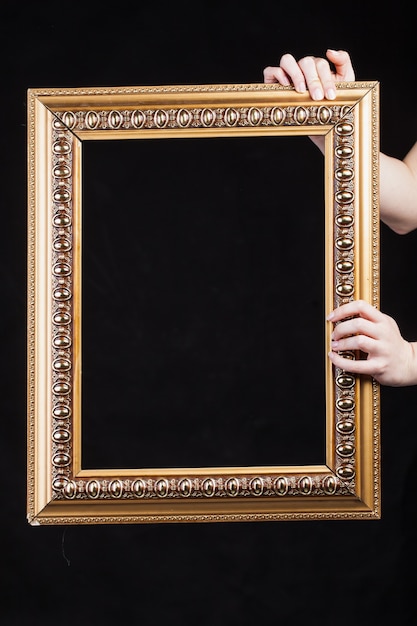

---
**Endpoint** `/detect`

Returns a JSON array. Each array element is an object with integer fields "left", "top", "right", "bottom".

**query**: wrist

[{"left": 403, "top": 341, "right": 417, "bottom": 386}]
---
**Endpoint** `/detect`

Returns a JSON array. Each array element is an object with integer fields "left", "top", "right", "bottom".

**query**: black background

[
  {"left": 2, "top": 1, "right": 417, "bottom": 624},
  {"left": 81, "top": 135, "right": 326, "bottom": 470}
]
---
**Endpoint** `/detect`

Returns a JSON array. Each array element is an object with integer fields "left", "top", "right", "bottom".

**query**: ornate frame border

[{"left": 27, "top": 82, "right": 380, "bottom": 524}]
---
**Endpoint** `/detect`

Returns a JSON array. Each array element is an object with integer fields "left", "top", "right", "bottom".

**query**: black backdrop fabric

[
  {"left": 81, "top": 135, "right": 326, "bottom": 470},
  {"left": 2, "top": 1, "right": 417, "bottom": 624}
]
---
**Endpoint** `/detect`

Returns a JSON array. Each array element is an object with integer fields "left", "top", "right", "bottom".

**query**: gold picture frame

[{"left": 27, "top": 81, "right": 380, "bottom": 525}]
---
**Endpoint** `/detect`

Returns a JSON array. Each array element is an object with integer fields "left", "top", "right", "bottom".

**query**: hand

[
  {"left": 263, "top": 49, "right": 355, "bottom": 101},
  {"left": 327, "top": 300, "right": 417, "bottom": 387}
]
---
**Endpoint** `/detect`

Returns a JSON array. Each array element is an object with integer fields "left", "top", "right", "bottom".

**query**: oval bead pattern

[
  {"left": 274, "top": 476, "right": 289, "bottom": 496},
  {"left": 202, "top": 478, "right": 216, "bottom": 497},
  {"left": 53, "top": 237, "right": 72, "bottom": 252},
  {"left": 86, "top": 480, "right": 101, "bottom": 498},
  {"left": 317, "top": 106, "right": 332, "bottom": 124},
  {"left": 335, "top": 145, "right": 354, "bottom": 158},
  {"left": 335, "top": 122, "right": 354, "bottom": 136},
  {"left": 336, "top": 443, "right": 355, "bottom": 458},
  {"left": 53, "top": 311, "right": 71, "bottom": 325},
  {"left": 52, "top": 404, "right": 71, "bottom": 419},
  {"left": 52, "top": 428, "right": 71, "bottom": 443},
  {"left": 55, "top": 101, "right": 349, "bottom": 133},
  {"left": 131, "top": 479, "right": 146, "bottom": 498},
  {"left": 48, "top": 103, "right": 361, "bottom": 503},
  {"left": 109, "top": 480, "right": 123, "bottom": 498},
  {"left": 53, "top": 214, "right": 71, "bottom": 227},
  {"left": 52, "top": 476, "right": 69, "bottom": 491},
  {"left": 336, "top": 419, "right": 355, "bottom": 435},
  {"left": 154, "top": 110, "right": 168, "bottom": 128},
  {"left": 336, "top": 260, "right": 354, "bottom": 274},
  {"left": 323, "top": 475, "right": 337, "bottom": 495},
  {"left": 53, "top": 164, "right": 71, "bottom": 178},
  {"left": 60, "top": 111, "right": 77, "bottom": 129},
  {"left": 51, "top": 123, "right": 73, "bottom": 493},
  {"left": 336, "top": 464, "right": 355, "bottom": 480},
  {"left": 53, "top": 333, "right": 71, "bottom": 349},
  {"left": 335, "top": 237, "right": 354, "bottom": 251},
  {"left": 335, "top": 214, "right": 354, "bottom": 228},
  {"left": 53, "top": 358, "right": 71, "bottom": 371},
  {"left": 224, "top": 108, "right": 239, "bottom": 126},
  {"left": 335, "top": 168, "right": 354, "bottom": 182},
  {"left": 53, "top": 140, "right": 71, "bottom": 154},
  {"left": 336, "top": 374, "right": 355, "bottom": 388},
  {"left": 56, "top": 472, "right": 358, "bottom": 500},
  {"left": 225, "top": 477, "right": 240, "bottom": 496},
  {"left": 336, "top": 282, "right": 354, "bottom": 297},
  {"left": 53, "top": 118, "right": 67, "bottom": 130},
  {"left": 201, "top": 108, "right": 216, "bottom": 127},
  {"left": 131, "top": 110, "right": 146, "bottom": 128},
  {"left": 176, "top": 109, "right": 192, "bottom": 127},
  {"left": 332, "top": 109, "right": 357, "bottom": 489},
  {"left": 63, "top": 481, "right": 77, "bottom": 498},
  {"left": 53, "top": 287, "right": 71, "bottom": 301},
  {"left": 108, "top": 110, "right": 123, "bottom": 129},
  {"left": 247, "top": 107, "right": 263, "bottom": 125},
  {"left": 270, "top": 107, "right": 285, "bottom": 125},
  {"left": 294, "top": 106, "right": 308, "bottom": 124},
  {"left": 155, "top": 479, "right": 169, "bottom": 497},
  {"left": 298, "top": 476, "right": 312, "bottom": 495},
  {"left": 52, "top": 452, "right": 71, "bottom": 467},
  {"left": 178, "top": 478, "right": 192, "bottom": 497},
  {"left": 85, "top": 110, "right": 100, "bottom": 129},
  {"left": 53, "top": 262, "right": 71, "bottom": 276},
  {"left": 249, "top": 477, "right": 264, "bottom": 496},
  {"left": 52, "top": 382, "right": 71, "bottom": 395},
  {"left": 335, "top": 190, "right": 354, "bottom": 204},
  {"left": 336, "top": 397, "right": 355, "bottom": 412},
  {"left": 53, "top": 188, "right": 71, "bottom": 203}
]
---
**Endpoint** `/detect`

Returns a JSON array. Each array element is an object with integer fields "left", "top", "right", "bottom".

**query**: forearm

[
  {"left": 379, "top": 145, "right": 417, "bottom": 234},
  {"left": 310, "top": 139, "right": 417, "bottom": 235},
  {"left": 404, "top": 342, "right": 417, "bottom": 386}
]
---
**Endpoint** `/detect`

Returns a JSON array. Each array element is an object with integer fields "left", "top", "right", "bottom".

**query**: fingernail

[
  {"left": 312, "top": 88, "right": 324, "bottom": 101},
  {"left": 331, "top": 340, "right": 339, "bottom": 348},
  {"left": 326, "top": 312, "right": 334, "bottom": 321},
  {"left": 327, "top": 88, "right": 336, "bottom": 100},
  {"left": 328, "top": 49, "right": 338, "bottom": 54},
  {"left": 298, "top": 81, "right": 307, "bottom": 93}
]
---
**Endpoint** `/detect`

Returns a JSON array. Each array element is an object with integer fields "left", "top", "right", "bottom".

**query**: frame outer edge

[
  {"left": 28, "top": 96, "right": 54, "bottom": 521},
  {"left": 354, "top": 83, "right": 381, "bottom": 513}
]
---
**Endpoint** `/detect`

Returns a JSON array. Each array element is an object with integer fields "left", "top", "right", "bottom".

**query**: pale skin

[{"left": 264, "top": 49, "right": 417, "bottom": 386}]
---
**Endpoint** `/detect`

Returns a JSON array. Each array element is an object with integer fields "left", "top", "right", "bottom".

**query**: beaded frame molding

[{"left": 27, "top": 82, "right": 380, "bottom": 525}]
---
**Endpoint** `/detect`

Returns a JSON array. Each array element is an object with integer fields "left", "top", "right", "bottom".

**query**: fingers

[
  {"left": 326, "top": 297, "right": 417, "bottom": 386},
  {"left": 325, "top": 49, "right": 355, "bottom": 81},
  {"left": 264, "top": 54, "right": 334, "bottom": 100},
  {"left": 327, "top": 350, "right": 375, "bottom": 376},
  {"left": 331, "top": 315, "right": 380, "bottom": 343},
  {"left": 327, "top": 300, "right": 383, "bottom": 355},
  {"left": 297, "top": 55, "right": 336, "bottom": 101},
  {"left": 325, "top": 299, "right": 411, "bottom": 385},
  {"left": 276, "top": 53, "right": 308, "bottom": 93},
  {"left": 263, "top": 65, "right": 292, "bottom": 86},
  {"left": 331, "top": 332, "right": 376, "bottom": 355},
  {"left": 263, "top": 49, "right": 355, "bottom": 101},
  {"left": 327, "top": 300, "right": 381, "bottom": 324}
]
